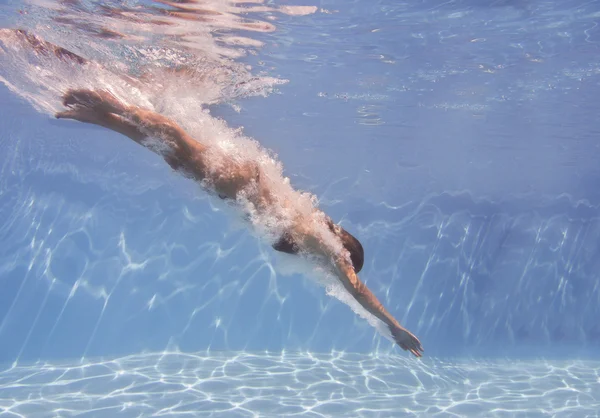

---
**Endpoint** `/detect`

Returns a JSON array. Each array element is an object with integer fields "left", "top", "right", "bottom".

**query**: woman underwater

[{"left": 1, "top": 28, "right": 424, "bottom": 357}]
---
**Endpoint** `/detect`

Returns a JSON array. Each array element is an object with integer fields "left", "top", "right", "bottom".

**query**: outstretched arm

[{"left": 335, "top": 258, "right": 424, "bottom": 357}]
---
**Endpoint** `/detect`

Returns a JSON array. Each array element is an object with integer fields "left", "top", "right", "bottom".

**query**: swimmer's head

[
  {"left": 327, "top": 219, "right": 364, "bottom": 273},
  {"left": 272, "top": 217, "right": 365, "bottom": 273}
]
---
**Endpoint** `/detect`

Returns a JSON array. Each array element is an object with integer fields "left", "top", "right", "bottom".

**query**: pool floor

[{"left": 1, "top": 352, "right": 598, "bottom": 417}]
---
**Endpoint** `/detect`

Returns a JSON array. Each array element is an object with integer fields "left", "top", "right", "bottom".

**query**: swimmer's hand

[
  {"left": 390, "top": 324, "right": 424, "bottom": 358},
  {"left": 333, "top": 257, "right": 424, "bottom": 358}
]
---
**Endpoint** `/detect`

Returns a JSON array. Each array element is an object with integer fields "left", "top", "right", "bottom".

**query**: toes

[
  {"left": 55, "top": 106, "right": 100, "bottom": 123},
  {"left": 62, "top": 94, "right": 72, "bottom": 107},
  {"left": 63, "top": 91, "right": 83, "bottom": 108},
  {"left": 62, "top": 89, "right": 96, "bottom": 107},
  {"left": 62, "top": 89, "right": 80, "bottom": 106},
  {"left": 55, "top": 109, "right": 78, "bottom": 119}
]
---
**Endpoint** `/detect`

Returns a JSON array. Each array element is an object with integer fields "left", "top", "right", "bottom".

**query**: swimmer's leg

[
  {"left": 59, "top": 89, "right": 264, "bottom": 198},
  {"left": 56, "top": 106, "right": 146, "bottom": 143},
  {"left": 57, "top": 89, "right": 207, "bottom": 176},
  {"left": 0, "top": 28, "right": 87, "bottom": 64}
]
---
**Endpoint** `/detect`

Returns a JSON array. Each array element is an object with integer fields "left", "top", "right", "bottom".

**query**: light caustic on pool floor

[{"left": 0, "top": 351, "right": 599, "bottom": 417}]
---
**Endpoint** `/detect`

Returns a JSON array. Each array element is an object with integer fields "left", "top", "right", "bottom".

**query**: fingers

[
  {"left": 401, "top": 341, "right": 424, "bottom": 358},
  {"left": 404, "top": 330, "right": 424, "bottom": 354},
  {"left": 410, "top": 339, "right": 424, "bottom": 357},
  {"left": 407, "top": 339, "right": 423, "bottom": 357},
  {"left": 392, "top": 326, "right": 424, "bottom": 358}
]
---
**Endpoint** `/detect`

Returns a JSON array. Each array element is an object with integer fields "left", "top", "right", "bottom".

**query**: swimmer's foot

[
  {"left": 61, "top": 89, "right": 127, "bottom": 115},
  {"left": 56, "top": 105, "right": 106, "bottom": 124},
  {"left": 390, "top": 325, "right": 424, "bottom": 358}
]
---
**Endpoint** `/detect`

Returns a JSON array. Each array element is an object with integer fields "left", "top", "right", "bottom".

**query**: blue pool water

[{"left": 1, "top": 0, "right": 600, "bottom": 416}]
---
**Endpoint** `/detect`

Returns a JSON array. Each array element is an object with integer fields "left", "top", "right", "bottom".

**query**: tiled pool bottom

[{"left": 0, "top": 352, "right": 598, "bottom": 417}]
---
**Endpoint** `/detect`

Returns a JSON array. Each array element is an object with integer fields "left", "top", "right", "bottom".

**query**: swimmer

[{"left": 2, "top": 29, "right": 424, "bottom": 357}]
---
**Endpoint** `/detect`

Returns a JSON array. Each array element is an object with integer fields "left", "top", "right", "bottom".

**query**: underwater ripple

[{"left": 0, "top": 352, "right": 599, "bottom": 417}]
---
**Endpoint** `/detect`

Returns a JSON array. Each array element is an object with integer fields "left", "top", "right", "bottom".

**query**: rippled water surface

[{"left": 2, "top": 0, "right": 600, "bottom": 416}]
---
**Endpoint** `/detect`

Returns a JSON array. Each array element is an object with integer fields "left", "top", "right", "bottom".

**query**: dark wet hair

[
  {"left": 326, "top": 219, "right": 364, "bottom": 273},
  {"left": 272, "top": 218, "right": 365, "bottom": 273}
]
